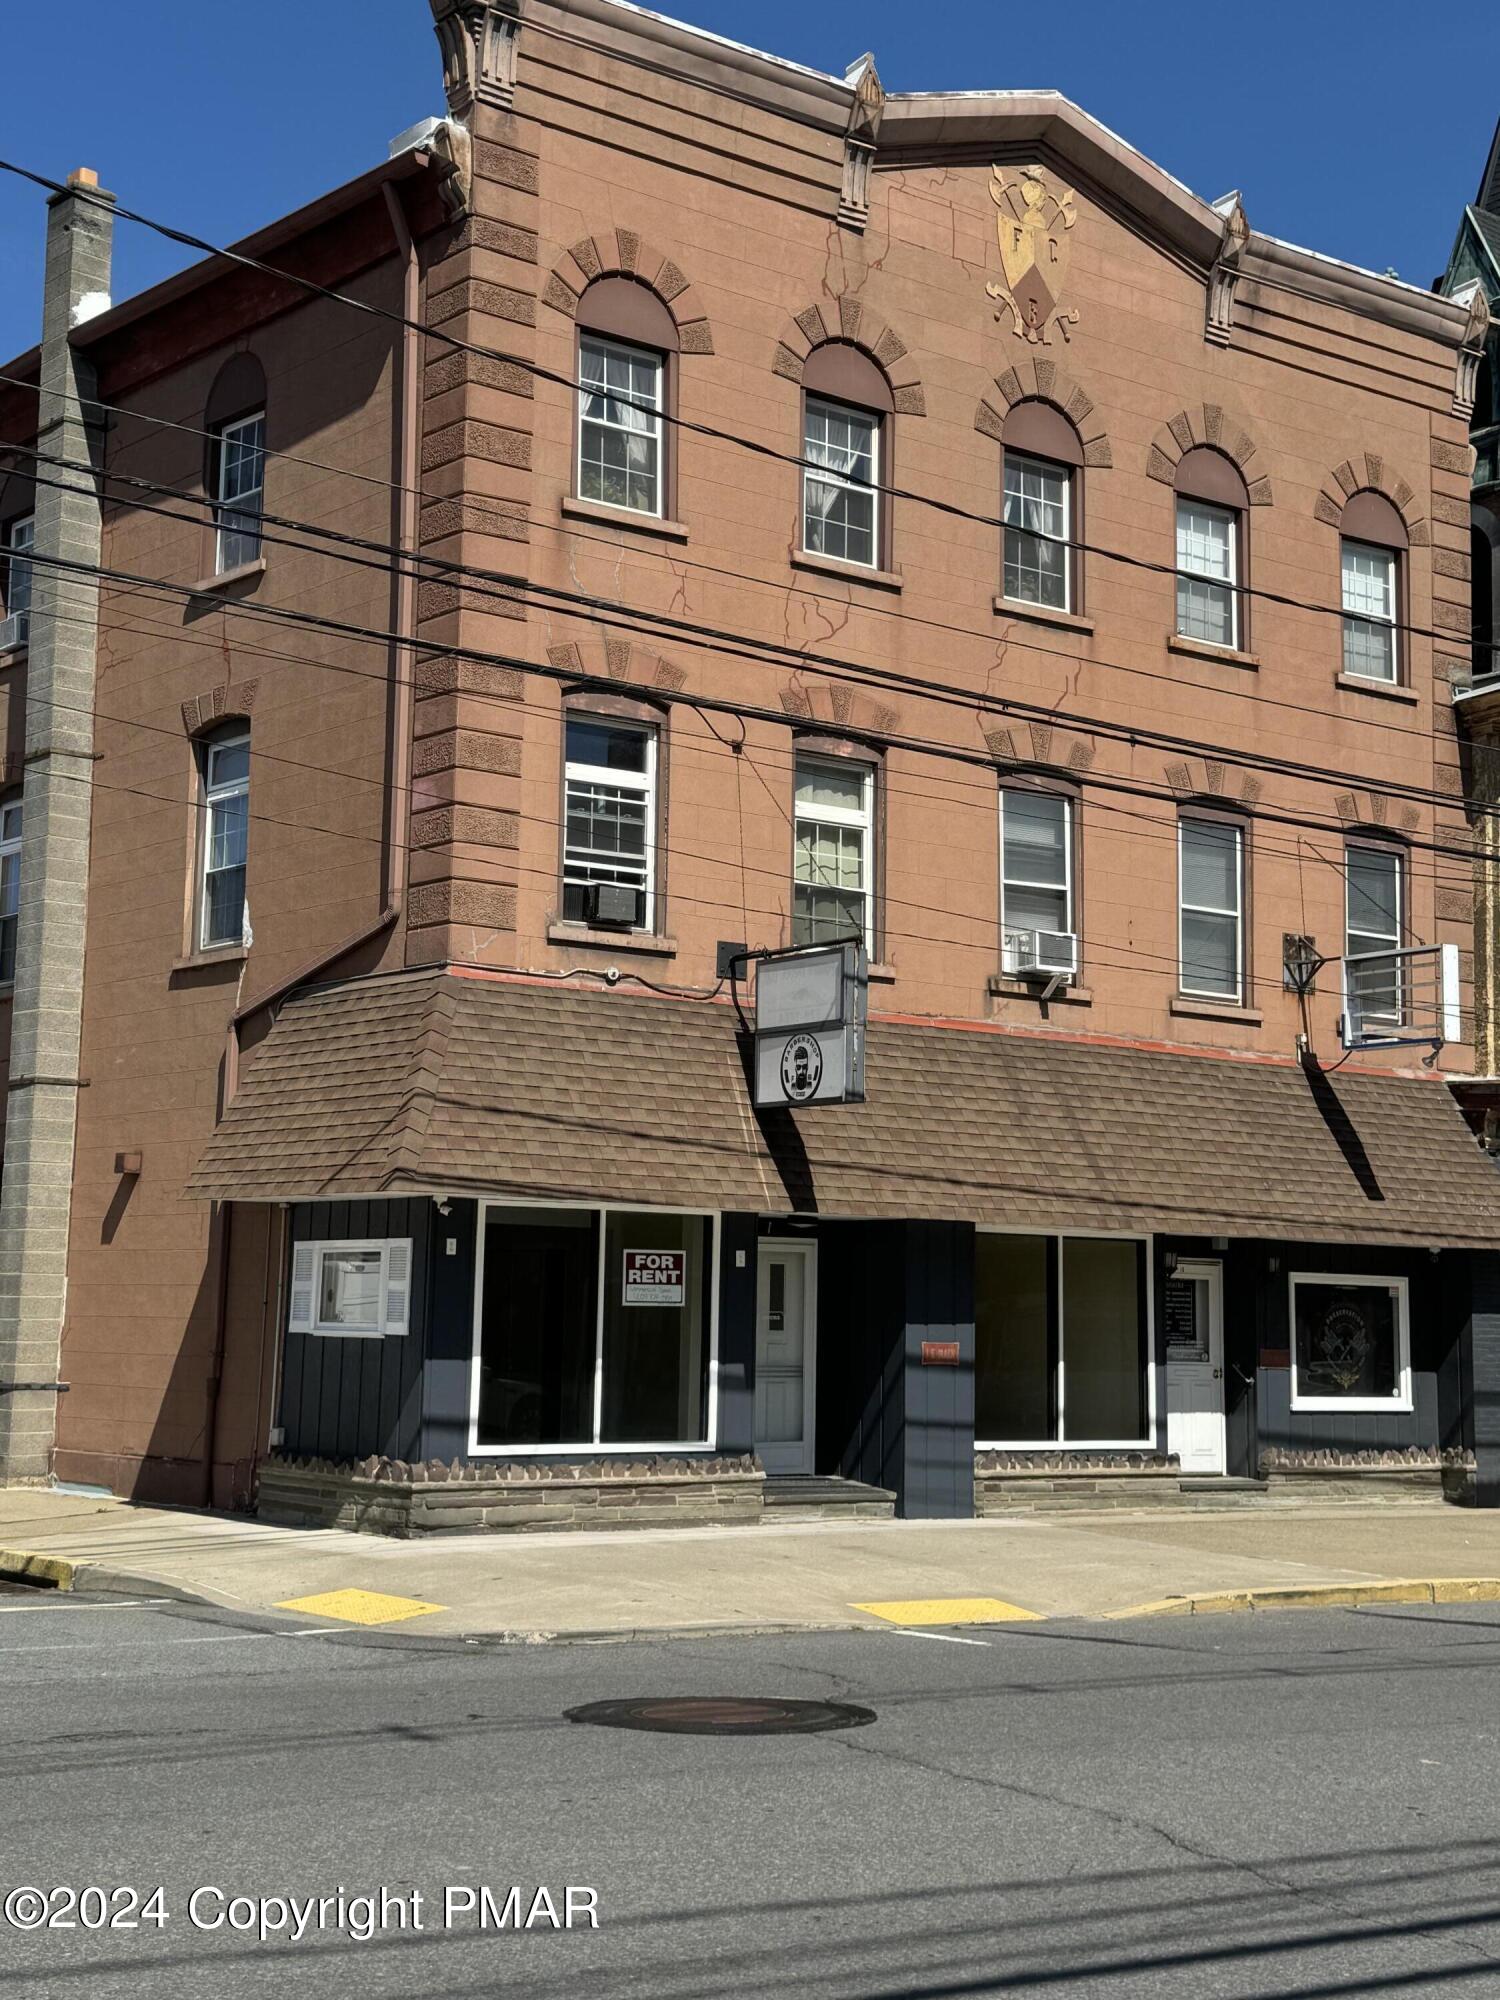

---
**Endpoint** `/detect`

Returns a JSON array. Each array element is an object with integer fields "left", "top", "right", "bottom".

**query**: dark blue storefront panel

[
  {"left": 1469, "top": 1251, "right": 1500, "bottom": 1507},
  {"left": 814, "top": 1218, "right": 975, "bottom": 1519},
  {"left": 716, "top": 1214, "right": 759, "bottom": 1458},
  {"left": 280, "top": 1198, "right": 432, "bottom": 1465}
]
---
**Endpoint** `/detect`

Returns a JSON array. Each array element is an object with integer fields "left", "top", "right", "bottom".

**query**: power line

[
  {"left": 0, "top": 159, "right": 1489, "bottom": 660},
  {"left": 12, "top": 463, "right": 1485, "bottom": 833}
]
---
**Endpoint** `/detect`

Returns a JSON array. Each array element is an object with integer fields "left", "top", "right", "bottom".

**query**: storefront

[{"left": 189, "top": 967, "right": 1500, "bottom": 1529}]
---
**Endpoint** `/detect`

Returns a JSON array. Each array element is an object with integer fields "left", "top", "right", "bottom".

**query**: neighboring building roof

[{"left": 188, "top": 969, "right": 1500, "bottom": 1247}]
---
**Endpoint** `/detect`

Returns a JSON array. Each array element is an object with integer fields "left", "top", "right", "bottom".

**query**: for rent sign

[{"left": 622, "top": 1249, "right": 686, "bottom": 1307}]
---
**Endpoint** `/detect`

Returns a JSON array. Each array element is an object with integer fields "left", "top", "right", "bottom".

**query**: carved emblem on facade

[{"left": 987, "top": 165, "right": 1079, "bottom": 344}]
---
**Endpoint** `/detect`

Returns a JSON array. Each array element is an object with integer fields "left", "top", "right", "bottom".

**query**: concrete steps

[{"left": 762, "top": 1476, "right": 897, "bottom": 1522}]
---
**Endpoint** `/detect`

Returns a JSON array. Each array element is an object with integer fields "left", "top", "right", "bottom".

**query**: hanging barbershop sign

[{"left": 751, "top": 941, "right": 867, "bottom": 1110}]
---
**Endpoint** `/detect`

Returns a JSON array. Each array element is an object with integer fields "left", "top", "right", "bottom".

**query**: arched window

[
  {"left": 1001, "top": 400, "right": 1084, "bottom": 614},
  {"left": 800, "top": 342, "right": 893, "bottom": 572},
  {"left": 575, "top": 278, "right": 679, "bottom": 520},
  {"left": 205, "top": 354, "right": 267, "bottom": 577},
  {"left": 1338, "top": 490, "right": 1407, "bottom": 687},
  {"left": 196, "top": 722, "right": 250, "bottom": 950},
  {"left": 1174, "top": 448, "right": 1249, "bottom": 652}
]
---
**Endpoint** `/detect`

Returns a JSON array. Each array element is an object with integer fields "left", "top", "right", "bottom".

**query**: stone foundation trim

[{"left": 258, "top": 1453, "right": 765, "bottom": 1536}]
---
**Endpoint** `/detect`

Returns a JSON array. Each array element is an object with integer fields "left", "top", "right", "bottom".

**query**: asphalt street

[{"left": 3, "top": 1590, "right": 1500, "bottom": 1997}]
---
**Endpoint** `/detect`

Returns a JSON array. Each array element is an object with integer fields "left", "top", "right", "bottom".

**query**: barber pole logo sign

[{"left": 623, "top": 1250, "right": 686, "bottom": 1307}]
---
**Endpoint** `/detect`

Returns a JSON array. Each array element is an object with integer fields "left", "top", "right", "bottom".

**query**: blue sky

[{"left": 0, "top": 1, "right": 1496, "bottom": 362}]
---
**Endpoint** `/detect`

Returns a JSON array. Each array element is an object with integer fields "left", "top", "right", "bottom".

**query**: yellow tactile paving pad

[
  {"left": 854, "top": 1597, "right": 1043, "bottom": 1626},
  {"left": 276, "top": 1588, "right": 445, "bottom": 1627}
]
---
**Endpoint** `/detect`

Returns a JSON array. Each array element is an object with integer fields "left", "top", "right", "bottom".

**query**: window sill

[
  {"left": 1167, "top": 633, "right": 1259, "bottom": 670},
  {"left": 992, "top": 597, "right": 1093, "bottom": 636},
  {"left": 867, "top": 962, "right": 897, "bottom": 983},
  {"left": 1169, "top": 994, "right": 1263, "bottom": 1025},
  {"left": 1335, "top": 671, "right": 1419, "bottom": 706},
  {"left": 171, "top": 944, "right": 249, "bottom": 974},
  {"left": 0, "top": 642, "right": 26, "bottom": 666},
  {"left": 792, "top": 550, "right": 903, "bottom": 592},
  {"left": 1290, "top": 1398, "right": 1414, "bottom": 1417},
  {"left": 560, "top": 496, "right": 689, "bottom": 542},
  {"left": 546, "top": 921, "right": 678, "bottom": 958},
  {"left": 190, "top": 557, "right": 267, "bottom": 596},
  {"left": 988, "top": 976, "right": 1093, "bottom": 1006}
]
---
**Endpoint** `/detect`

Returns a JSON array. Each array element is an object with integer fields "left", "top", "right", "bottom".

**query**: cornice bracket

[
  {"left": 1452, "top": 279, "right": 1492, "bottom": 419},
  {"left": 1205, "top": 191, "right": 1249, "bottom": 347},
  {"left": 430, "top": 0, "right": 520, "bottom": 121},
  {"left": 839, "top": 53, "right": 884, "bottom": 233}
]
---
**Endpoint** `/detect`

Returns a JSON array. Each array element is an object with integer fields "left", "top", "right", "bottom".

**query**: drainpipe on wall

[
  {"left": 203, "top": 184, "right": 422, "bottom": 1498},
  {"left": 0, "top": 172, "right": 114, "bottom": 1484}
]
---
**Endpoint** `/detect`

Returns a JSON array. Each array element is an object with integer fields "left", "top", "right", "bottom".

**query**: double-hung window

[
  {"left": 793, "top": 756, "right": 874, "bottom": 949},
  {"left": 802, "top": 398, "right": 879, "bottom": 568},
  {"left": 1003, "top": 454, "right": 1070, "bottom": 610},
  {"left": 1175, "top": 499, "right": 1238, "bottom": 649},
  {"left": 578, "top": 336, "right": 663, "bottom": 517},
  {"left": 213, "top": 413, "right": 265, "bottom": 574},
  {"left": 1000, "top": 791, "right": 1073, "bottom": 971},
  {"left": 1341, "top": 539, "right": 1398, "bottom": 683},
  {"left": 563, "top": 717, "right": 656, "bottom": 931},
  {"left": 3, "top": 516, "right": 33, "bottom": 649},
  {"left": 0, "top": 801, "right": 20, "bottom": 983},
  {"left": 1178, "top": 818, "right": 1244, "bottom": 1001},
  {"left": 288, "top": 1239, "right": 413, "bottom": 1340},
  {"left": 199, "top": 729, "right": 250, "bottom": 950},
  {"left": 1344, "top": 843, "right": 1403, "bottom": 1034}
]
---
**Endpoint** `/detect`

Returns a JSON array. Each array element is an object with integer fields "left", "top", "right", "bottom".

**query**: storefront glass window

[
  {"left": 474, "top": 1205, "right": 713, "bottom": 1451},
  {"left": 476, "top": 1208, "right": 597, "bottom": 1447},
  {"left": 975, "top": 1234, "right": 1052, "bottom": 1440},
  {"left": 974, "top": 1232, "right": 1149, "bottom": 1444},
  {"left": 1290, "top": 1276, "right": 1409, "bottom": 1409}
]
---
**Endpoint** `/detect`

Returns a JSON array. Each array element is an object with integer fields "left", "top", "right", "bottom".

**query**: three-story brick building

[{"left": 2, "top": 0, "right": 1499, "bottom": 1527}]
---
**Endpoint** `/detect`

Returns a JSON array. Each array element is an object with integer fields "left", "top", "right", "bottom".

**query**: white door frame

[
  {"left": 1166, "top": 1257, "right": 1226, "bottom": 1476},
  {"left": 755, "top": 1240, "right": 818, "bottom": 1475}
]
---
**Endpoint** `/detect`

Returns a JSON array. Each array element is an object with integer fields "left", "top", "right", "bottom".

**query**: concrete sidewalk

[{"left": 10, "top": 1487, "right": 1500, "bottom": 1637}]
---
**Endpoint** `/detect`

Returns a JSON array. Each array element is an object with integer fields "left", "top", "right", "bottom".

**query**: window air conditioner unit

[
  {"left": 583, "top": 882, "right": 642, "bottom": 929},
  {"left": 0, "top": 614, "right": 23, "bottom": 652},
  {"left": 1004, "top": 928, "right": 1078, "bottom": 980}
]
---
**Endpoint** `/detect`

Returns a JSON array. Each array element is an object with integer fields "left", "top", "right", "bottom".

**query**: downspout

[{"left": 203, "top": 185, "right": 421, "bottom": 1499}]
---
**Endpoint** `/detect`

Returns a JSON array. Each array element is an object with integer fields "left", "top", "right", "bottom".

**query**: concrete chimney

[{"left": 0, "top": 170, "right": 115, "bottom": 1480}]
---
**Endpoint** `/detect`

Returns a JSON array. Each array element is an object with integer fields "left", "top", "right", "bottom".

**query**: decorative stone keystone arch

[
  {"left": 1313, "top": 454, "right": 1430, "bottom": 547},
  {"left": 974, "top": 357, "right": 1112, "bottom": 467},
  {"left": 181, "top": 678, "right": 259, "bottom": 736},
  {"left": 772, "top": 299, "right": 926, "bottom": 416},
  {"left": 1146, "top": 405, "right": 1273, "bottom": 505},
  {"left": 547, "top": 638, "right": 688, "bottom": 694},
  {"left": 541, "top": 232, "right": 714, "bottom": 354},
  {"left": 778, "top": 678, "right": 902, "bottom": 736},
  {"left": 984, "top": 719, "right": 1096, "bottom": 773},
  {"left": 1333, "top": 787, "right": 1421, "bottom": 834},
  {"left": 1162, "top": 756, "right": 1261, "bottom": 806}
]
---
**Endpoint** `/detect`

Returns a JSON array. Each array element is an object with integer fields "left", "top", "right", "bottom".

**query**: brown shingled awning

[{"left": 186, "top": 967, "right": 1500, "bottom": 1248}]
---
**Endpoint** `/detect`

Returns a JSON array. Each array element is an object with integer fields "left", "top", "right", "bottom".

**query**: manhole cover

[{"left": 564, "top": 1696, "right": 876, "bottom": 1736}]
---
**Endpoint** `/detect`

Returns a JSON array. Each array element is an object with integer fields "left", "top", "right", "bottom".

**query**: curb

[
  {"left": 1105, "top": 1577, "right": 1500, "bottom": 1620},
  {"left": 461, "top": 1618, "right": 873, "bottom": 1647},
  {"left": 0, "top": 1546, "right": 209, "bottom": 1606}
]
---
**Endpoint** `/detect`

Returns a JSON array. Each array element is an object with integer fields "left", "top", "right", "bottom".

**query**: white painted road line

[{"left": 890, "top": 1628, "right": 993, "bottom": 1648}]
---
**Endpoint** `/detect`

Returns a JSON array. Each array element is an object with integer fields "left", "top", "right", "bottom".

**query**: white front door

[
  {"left": 1164, "top": 1259, "right": 1226, "bottom": 1475},
  {"left": 755, "top": 1242, "right": 817, "bottom": 1475}
]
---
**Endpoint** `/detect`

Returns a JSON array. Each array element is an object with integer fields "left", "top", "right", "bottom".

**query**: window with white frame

[
  {"left": 1000, "top": 790, "right": 1073, "bottom": 972},
  {"left": 1290, "top": 1273, "right": 1411, "bottom": 1411},
  {"left": 288, "top": 1239, "right": 413, "bottom": 1339},
  {"left": 3, "top": 515, "right": 33, "bottom": 648},
  {"left": 472, "top": 1205, "right": 713, "bottom": 1450},
  {"left": 793, "top": 755, "right": 874, "bottom": 949},
  {"left": 578, "top": 336, "right": 662, "bottom": 516},
  {"left": 214, "top": 413, "right": 265, "bottom": 573},
  {"left": 975, "top": 1232, "right": 1150, "bottom": 1445},
  {"left": 0, "top": 800, "right": 20, "bottom": 984},
  {"left": 1003, "top": 453, "right": 1070, "bottom": 610},
  {"left": 1175, "top": 499, "right": 1238, "bottom": 649},
  {"left": 1341, "top": 539, "right": 1399, "bottom": 683},
  {"left": 802, "top": 397, "right": 879, "bottom": 568},
  {"left": 1345, "top": 843, "right": 1403, "bottom": 1033},
  {"left": 198, "top": 728, "right": 250, "bottom": 950},
  {"left": 1178, "top": 817, "right": 1244, "bottom": 1001},
  {"left": 562, "top": 716, "right": 657, "bottom": 931}
]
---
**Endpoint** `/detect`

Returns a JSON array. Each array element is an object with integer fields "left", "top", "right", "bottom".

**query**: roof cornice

[{"left": 1243, "top": 230, "right": 1472, "bottom": 346}]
